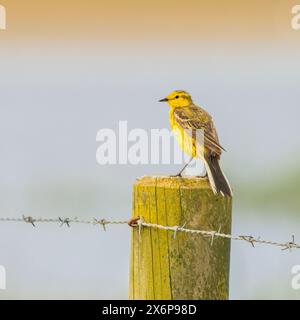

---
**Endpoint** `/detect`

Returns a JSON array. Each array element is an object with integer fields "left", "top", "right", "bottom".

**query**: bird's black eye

[{"left": 175, "top": 95, "right": 179, "bottom": 99}]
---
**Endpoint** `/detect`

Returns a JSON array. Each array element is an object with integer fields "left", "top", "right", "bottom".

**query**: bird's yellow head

[{"left": 159, "top": 90, "right": 193, "bottom": 108}]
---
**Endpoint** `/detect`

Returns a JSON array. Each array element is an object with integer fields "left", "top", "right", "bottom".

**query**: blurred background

[{"left": 0, "top": 0, "right": 300, "bottom": 299}]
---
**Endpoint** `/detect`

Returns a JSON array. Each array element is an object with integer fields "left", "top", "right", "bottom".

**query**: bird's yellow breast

[{"left": 170, "top": 108, "right": 205, "bottom": 159}]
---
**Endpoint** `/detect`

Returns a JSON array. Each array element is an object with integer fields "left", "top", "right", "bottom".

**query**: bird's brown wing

[{"left": 173, "top": 105, "right": 225, "bottom": 156}]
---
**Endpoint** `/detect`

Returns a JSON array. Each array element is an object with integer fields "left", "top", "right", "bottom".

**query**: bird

[{"left": 159, "top": 90, "right": 232, "bottom": 197}]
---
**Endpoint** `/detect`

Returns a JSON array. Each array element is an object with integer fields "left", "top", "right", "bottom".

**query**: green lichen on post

[{"left": 129, "top": 176, "right": 232, "bottom": 300}]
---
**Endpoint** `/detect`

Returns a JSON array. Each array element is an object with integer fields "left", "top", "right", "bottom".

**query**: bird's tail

[{"left": 204, "top": 154, "right": 233, "bottom": 197}]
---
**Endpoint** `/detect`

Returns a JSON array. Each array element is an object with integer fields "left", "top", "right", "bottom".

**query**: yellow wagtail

[{"left": 159, "top": 90, "right": 232, "bottom": 197}]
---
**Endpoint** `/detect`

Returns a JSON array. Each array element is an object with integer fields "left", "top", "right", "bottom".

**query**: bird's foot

[
  {"left": 169, "top": 173, "right": 183, "bottom": 178},
  {"left": 196, "top": 172, "right": 208, "bottom": 178}
]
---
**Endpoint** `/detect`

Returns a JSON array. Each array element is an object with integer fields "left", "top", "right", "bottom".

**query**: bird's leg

[{"left": 170, "top": 157, "right": 193, "bottom": 177}]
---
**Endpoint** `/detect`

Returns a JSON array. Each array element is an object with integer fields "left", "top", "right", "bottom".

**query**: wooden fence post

[{"left": 129, "top": 176, "right": 232, "bottom": 300}]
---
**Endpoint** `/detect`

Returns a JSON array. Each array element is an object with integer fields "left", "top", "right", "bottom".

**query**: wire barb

[
  {"left": 282, "top": 235, "right": 296, "bottom": 251},
  {"left": 22, "top": 215, "right": 36, "bottom": 227},
  {"left": 94, "top": 218, "right": 108, "bottom": 231},
  {"left": 239, "top": 235, "right": 256, "bottom": 248},
  {"left": 172, "top": 222, "right": 187, "bottom": 239},
  {"left": 137, "top": 217, "right": 144, "bottom": 241},
  {"left": 59, "top": 217, "right": 71, "bottom": 228}
]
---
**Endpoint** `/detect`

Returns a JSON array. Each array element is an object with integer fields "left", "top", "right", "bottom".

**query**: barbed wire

[
  {"left": 133, "top": 218, "right": 299, "bottom": 251},
  {"left": 0, "top": 215, "right": 298, "bottom": 251},
  {"left": 0, "top": 215, "right": 128, "bottom": 229}
]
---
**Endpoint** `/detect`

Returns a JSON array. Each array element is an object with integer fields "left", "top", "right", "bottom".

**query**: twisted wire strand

[{"left": 0, "top": 215, "right": 298, "bottom": 250}]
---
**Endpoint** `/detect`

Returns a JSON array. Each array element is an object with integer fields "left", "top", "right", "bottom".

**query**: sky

[{"left": 1, "top": 0, "right": 300, "bottom": 43}]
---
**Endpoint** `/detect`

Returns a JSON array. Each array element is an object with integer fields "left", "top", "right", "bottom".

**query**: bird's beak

[{"left": 159, "top": 98, "right": 168, "bottom": 102}]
